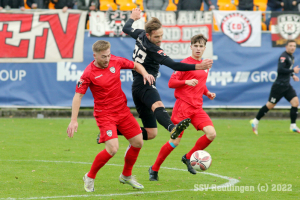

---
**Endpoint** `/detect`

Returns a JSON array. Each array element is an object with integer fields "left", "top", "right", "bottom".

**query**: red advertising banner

[{"left": 0, "top": 10, "right": 87, "bottom": 63}]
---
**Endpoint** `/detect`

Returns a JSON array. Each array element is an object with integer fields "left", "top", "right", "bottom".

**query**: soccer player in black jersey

[
  {"left": 121, "top": 8, "right": 213, "bottom": 140},
  {"left": 251, "top": 40, "right": 300, "bottom": 134}
]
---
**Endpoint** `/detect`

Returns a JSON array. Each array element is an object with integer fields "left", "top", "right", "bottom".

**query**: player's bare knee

[
  {"left": 147, "top": 130, "right": 158, "bottom": 140},
  {"left": 131, "top": 140, "right": 143, "bottom": 148},
  {"left": 170, "top": 138, "right": 181, "bottom": 146},
  {"left": 107, "top": 147, "right": 118, "bottom": 156},
  {"left": 206, "top": 130, "right": 216, "bottom": 141},
  {"left": 151, "top": 101, "right": 165, "bottom": 111}
]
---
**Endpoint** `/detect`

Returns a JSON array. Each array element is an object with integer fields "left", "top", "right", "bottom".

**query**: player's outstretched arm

[
  {"left": 161, "top": 57, "right": 212, "bottom": 71},
  {"left": 133, "top": 62, "right": 155, "bottom": 85},
  {"left": 67, "top": 92, "right": 84, "bottom": 138}
]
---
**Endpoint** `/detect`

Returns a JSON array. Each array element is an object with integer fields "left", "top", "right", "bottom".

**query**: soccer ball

[{"left": 190, "top": 150, "right": 212, "bottom": 171}]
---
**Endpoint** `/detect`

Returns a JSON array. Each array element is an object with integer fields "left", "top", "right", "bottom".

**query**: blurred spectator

[
  {"left": 177, "top": 0, "right": 215, "bottom": 11},
  {"left": 50, "top": 0, "right": 74, "bottom": 12},
  {"left": 26, "top": 0, "right": 49, "bottom": 9},
  {"left": 76, "top": 0, "right": 99, "bottom": 11},
  {"left": 282, "top": 0, "right": 299, "bottom": 11},
  {"left": 0, "top": 0, "right": 25, "bottom": 10},
  {"left": 204, "top": 0, "right": 218, "bottom": 10},
  {"left": 238, "top": 0, "right": 254, "bottom": 10},
  {"left": 265, "top": 0, "right": 283, "bottom": 30},
  {"left": 76, "top": 0, "right": 99, "bottom": 29},
  {"left": 143, "top": 0, "right": 169, "bottom": 10}
]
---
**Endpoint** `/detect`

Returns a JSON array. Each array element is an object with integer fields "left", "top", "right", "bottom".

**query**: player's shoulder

[
  {"left": 280, "top": 51, "right": 288, "bottom": 57},
  {"left": 181, "top": 56, "right": 200, "bottom": 64}
]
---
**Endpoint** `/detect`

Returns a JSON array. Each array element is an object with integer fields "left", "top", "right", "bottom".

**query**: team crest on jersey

[
  {"left": 110, "top": 67, "right": 116, "bottom": 73},
  {"left": 280, "top": 57, "right": 286, "bottom": 63},
  {"left": 77, "top": 79, "right": 84, "bottom": 88},
  {"left": 106, "top": 130, "right": 112, "bottom": 137},
  {"left": 157, "top": 50, "right": 167, "bottom": 56}
]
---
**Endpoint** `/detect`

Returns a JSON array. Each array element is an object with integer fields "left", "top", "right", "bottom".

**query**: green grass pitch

[{"left": 0, "top": 118, "right": 299, "bottom": 199}]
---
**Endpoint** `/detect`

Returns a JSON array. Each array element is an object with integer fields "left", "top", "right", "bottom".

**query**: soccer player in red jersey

[
  {"left": 148, "top": 34, "right": 217, "bottom": 180},
  {"left": 66, "top": 40, "right": 155, "bottom": 191}
]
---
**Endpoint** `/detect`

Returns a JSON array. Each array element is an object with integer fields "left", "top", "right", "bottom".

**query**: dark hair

[
  {"left": 286, "top": 39, "right": 296, "bottom": 46},
  {"left": 145, "top": 17, "right": 162, "bottom": 35},
  {"left": 191, "top": 34, "right": 207, "bottom": 45}
]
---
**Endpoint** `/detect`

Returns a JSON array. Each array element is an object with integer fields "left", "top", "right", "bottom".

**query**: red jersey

[
  {"left": 76, "top": 55, "right": 134, "bottom": 113},
  {"left": 169, "top": 56, "right": 209, "bottom": 108}
]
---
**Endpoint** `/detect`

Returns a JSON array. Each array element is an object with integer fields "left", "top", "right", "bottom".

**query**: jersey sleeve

[
  {"left": 203, "top": 85, "right": 209, "bottom": 96},
  {"left": 75, "top": 68, "right": 91, "bottom": 94},
  {"left": 122, "top": 18, "right": 144, "bottom": 39},
  {"left": 118, "top": 57, "right": 135, "bottom": 69},
  {"left": 278, "top": 55, "right": 294, "bottom": 74},
  {"left": 148, "top": 46, "right": 170, "bottom": 64},
  {"left": 168, "top": 71, "right": 186, "bottom": 88}
]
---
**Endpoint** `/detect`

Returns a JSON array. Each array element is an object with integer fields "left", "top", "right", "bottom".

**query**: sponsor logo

[
  {"left": 110, "top": 67, "right": 116, "bottom": 73},
  {"left": 280, "top": 57, "right": 286, "bottom": 63},
  {"left": 270, "top": 97, "right": 276, "bottom": 103},
  {"left": 157, "top": 50, "right": 167, "bottom": 56},
  {"left": 77, "top": 79, "right": 84, "bottom": 88},
  {"left": 277, "top": 14, "right": 300, "bottom": 40},
  {"left": 207, "top": 71, "right": 278, "bottom": 86},
  {"left": 221, "top": 13, "right": 252, "bottom": 44},
  {"left": 57, "top": 62, "right": 83, "bottom": 81},
  {"left": 0, "top": 70, "right": 26, "bottom": 81},
  {"left": 95, "top": 74, "right": 103, "bottom": 79},
  {"left": 106, "top": 130, "right": 112, "bottom": 137}
]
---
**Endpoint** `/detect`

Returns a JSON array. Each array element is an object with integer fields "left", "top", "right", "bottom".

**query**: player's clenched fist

[{"left": 185, "top": 79, "right": 198, "bottom": 86}]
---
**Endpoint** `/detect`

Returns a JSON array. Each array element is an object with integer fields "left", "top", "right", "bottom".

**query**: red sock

[
  {"left": 88, "top": 149, "right": 113, "bottom": 179},
  {"left": 152, "top": 142, "right": 175, "bottom": 172},
  {"left": 122, "top": 145, "right": 141, "bottom": 176},
  {"left": 186, "top": 135, "right": 212, "bottom": 159}
]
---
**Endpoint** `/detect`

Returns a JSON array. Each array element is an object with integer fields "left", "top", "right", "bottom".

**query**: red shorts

[
  {"left": 94, "top": 107, "right": 141, "bottom": 143},
  {"left": 171, "top": 99, "right": 213, "bottom": 138}
]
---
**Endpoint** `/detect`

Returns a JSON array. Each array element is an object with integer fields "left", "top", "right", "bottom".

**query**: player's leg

[
  {"left": 285, "top": 86, "right": 300, "bottom": 133},
  {"left": 118, "top": 112, "right": 144, "bottom": 189},
  {"left": 84, "top": 118, "right": 119, "bottom": 192},
  {"left": 133, "top": 88, "right": 158, "bottom": 140},
  {"left": 149, "top": 101, "right": 187, "bottom": 180},
  {"left": 182, "top": 110, "right": 214, "bottom": 175},
  {"left": 251, "top": 84, "right": 282, "bottom": 135},
  {"left": 143, "top": 88, "right": 190, "bottom": 139}
]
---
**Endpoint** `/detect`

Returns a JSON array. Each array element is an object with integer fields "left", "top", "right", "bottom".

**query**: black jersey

[
  {"left": 123, "top": 19, "right": 196, "bottom": 90},
  {"left": 274, "top": 51, "right": 294, "bottom": 86}
]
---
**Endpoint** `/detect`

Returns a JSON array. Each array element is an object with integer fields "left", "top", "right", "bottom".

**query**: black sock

[
  {"left": 290, "top": 107, "right": 298, "bottom": 124},
  {"left": 141, "top": 127, "right": 148, "bottom": 140},
  {"left": 256, "top": 105, "right": 269, "bottom": 120},
  {"left": 154, "top": 107, "right": 175, "bottom": 132}
]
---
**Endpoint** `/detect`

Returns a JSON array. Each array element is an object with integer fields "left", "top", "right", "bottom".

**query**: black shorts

[
  {"left": 132, "top": 84, "right": 161, "bottom": 128},
  {"left": 268, "top": 83, "right": 297, "bottom": 104}
]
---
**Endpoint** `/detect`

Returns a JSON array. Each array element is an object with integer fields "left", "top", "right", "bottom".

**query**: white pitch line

[{"left": 0, "top": 160, "right": 240, "bottom": 200}]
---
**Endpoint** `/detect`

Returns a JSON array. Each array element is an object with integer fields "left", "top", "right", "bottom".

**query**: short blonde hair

[{"left": 92, "top": 40, "right": 111, "bottom": 53}]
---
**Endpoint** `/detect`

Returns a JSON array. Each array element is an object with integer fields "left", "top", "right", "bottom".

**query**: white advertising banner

[
  {"left": 0, "top": 10, "right": 87, "bottom": 63},
  {"left": 213, "top": 11, "right": 261, "bottom": 47}
]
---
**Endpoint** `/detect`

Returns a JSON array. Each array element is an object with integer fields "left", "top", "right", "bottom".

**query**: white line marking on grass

[{"left": 0, "top": 160, "right": 239, "bottom": 200}]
